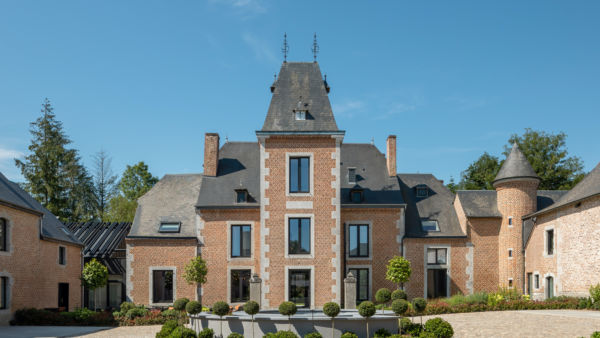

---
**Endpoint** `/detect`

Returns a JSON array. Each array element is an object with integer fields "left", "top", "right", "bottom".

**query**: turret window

[
  {"left": 295, "top": 111, "right": 306, "bottom": 120},
  {"left": 235, "top": 189, "right": 248, "bottom": 203},
  {"left": 348, "top": 168, "right": 356, "bottom": 184}
]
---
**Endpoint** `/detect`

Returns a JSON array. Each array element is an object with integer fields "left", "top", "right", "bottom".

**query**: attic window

[
  {"left": 350, "top": 189, "right": 363, "bottom": 203},
  {"left": 416, "top": 186, "right": 428, "bottom": 198},
  {"left": 421, "top": 220, "right": 439, "bottom": 232},
  {"left": 159, "top": 222, "right": 181, "bottom": 233},
  {"left": 295, "top": 110, "right": 306, "bottom": 120},
  {"left": 236, "top": 189, "right": 248, "bottom": 203},
  {"left": 348, "top": 168, "right": 357, "bottom": 184}
]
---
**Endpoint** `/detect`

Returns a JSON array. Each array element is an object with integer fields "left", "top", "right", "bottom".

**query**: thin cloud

[
  {"left": 0, "top": 147, "right": 24, "bottom": 181},
  {"left": 332, "top": 100, "right": 365, "bottom": 118},
  {"left": 374, "top": 102, "right": 417, "bottom": 120},
  {"left": 209, "top": 0, "right": 267, "bottom": 16},
  {"left": 242, "top": 32, "right": 278, "bottom": 64}
]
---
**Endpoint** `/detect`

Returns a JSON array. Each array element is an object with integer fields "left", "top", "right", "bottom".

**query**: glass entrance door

[
  {"left": 289, "top": 269, "right": 310, "bottom": 308},
  {"left": 427, "top": 269, "right": 447, "bottom": 299}
]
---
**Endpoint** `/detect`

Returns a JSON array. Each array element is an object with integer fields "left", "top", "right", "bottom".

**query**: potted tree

[
  {"left": 391, "top": 299, "right": 409, "bottom": 334},
  {"left": 385, "top": 256, "right": 411, "bottom": 290},
  {"left": 412, "top": 297, "right": 427, "bottom": 326},
  {"left": 278, "top": 301, "right": 297, "bottom": 332},
  {"left": 183, "top": 256, "right": 208, "bottom": 301},
  {"left": 323, "top": 302, "right": 340, "bottom": 338},
  {"left": 358, "top": 301, "right": 376, "bottom": 338},
  {"left": 375, "top": 288, "right": 391, "bottom": 314},
  {"left": 213, "top": 301, "right": 230, "bottom": 338},
  {"left": 81, "top": 258, "right": 108, "bottom": 311},
  {"left": 243, "top": 300, "right": 260, "bottom": 338}
]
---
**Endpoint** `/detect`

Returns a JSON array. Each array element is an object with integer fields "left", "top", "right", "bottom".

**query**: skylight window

[
  {"left": 295, "top": 111, "right": 306, "bottom": 120},
  {"left": 159, "top": 222, "right": 181, "bottom": 233},
  {"left": 421, "top": 220, "right": 439, "bottom": 232}
]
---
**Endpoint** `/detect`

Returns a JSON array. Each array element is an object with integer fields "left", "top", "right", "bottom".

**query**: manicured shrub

[
  {"left": 156, "top": 319, "right": 178, "bottom": 338},
  {"left": 212, "top": 301, "right": 230, "bottom": 338},
  {"left": 186, "top": 301, "right": 203, "bottom": 314},
  {"left": 323, "top": 301, "right": 340, "bottom": 338},
  {"left": 161, "top": 309, "right": 180, "bottom": 318},
  {"left": 375, "top": 288, "right": 392, "bottom": 313},
  {"left": 244, "top": 300, "right": 260, "bottom": 316},
  {"left": 304, "top": 332, "right": 322, "bottom": 338},
  {"left": 198, "top": 327, "right": 214, "bottom": 338},
  {"left": 391, "top": 299, "right": 409, "bottom": 316},
  {"left": 278, "top": 301, "right": 298, "bottom": 331},
  {"left": 412, "top": 297, "right": 427, "bottom": 325},
  {"left": 228, "top": 333, "right": 244, "bottom": 338},
  {"left": 374, "top": 328, "right": 391, "bottom": 337},
  {"left": 272, "top": 331, "right": 297, "bottom": 338},
  {"left": 126, "top": 307, "right": 149, "bottom": 319},
  {"left": 424, "top": 317, "right": 453, "bottom": 338},
  {"left": 120, "top": 301, "right": 136, "bottom": 313},
  {"left": 174, "top": 298, "right": 190, "bottom": 311},
  {"left": 341, "top": 332, "right": 358, "bottom": 338},
  {"left": 591, "top": 332, "right": 600, "bottom": 338},
  {"left": 590, "top": 284, "right": 600, "bottom": 304},
  {"left": 168, "top": 326, "right": 197, "bottom": 338},
  {"left": 400, "top": 318, "right": 423, "bottom": 336},
  {"left": 358, "top": 301, "right": 377, "bottom": 338},
  {"left": 391, "top": 289, "right": 407, "bottom": 301}
]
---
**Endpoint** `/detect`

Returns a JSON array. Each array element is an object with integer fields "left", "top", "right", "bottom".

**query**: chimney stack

[
  {"left": 203, "top": 133, "right": 220, "bottom": 176},
  {"left": 386, "top": 135, "right": 397, "bottom": 177}
]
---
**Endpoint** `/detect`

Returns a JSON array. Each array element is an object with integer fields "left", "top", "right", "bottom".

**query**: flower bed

[{"left": 12, "top": 308, "right": 116, "bottom": 326}]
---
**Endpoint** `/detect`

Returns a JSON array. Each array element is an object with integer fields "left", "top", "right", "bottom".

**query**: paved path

[
  {"left": 0, "top": 326, "right": 110, "bottom": 338},
  {"left": 73, "top": 325, "right": 162, "bottom": 337},
  {"left": 421, "top": 310, "right": 600, "bottom": 338}
]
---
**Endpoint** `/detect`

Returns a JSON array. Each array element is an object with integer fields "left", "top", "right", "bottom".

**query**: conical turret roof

[{"left": 493, "top": 143, "right": 540, "bottom": 186}]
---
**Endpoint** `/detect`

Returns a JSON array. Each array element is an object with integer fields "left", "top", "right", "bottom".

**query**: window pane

[
  {"left": 236, "top": 191, "right": 246, "bottom": 203},
  {"left": 290, "top": 158, "right": 299, "bottom": 192},
  {"left": 231, "top": 270, "right": 251, "bottom": 303},
  {"left": 300, "top": 218, "right": 310, "bottom": 253},
  {"left": 241, "top": 226, "right": 251, "bottom": 257},
  {"left": 159, "top": 223, "right": 180, "bottom": 233},
  {"left": 349, "top": 226, "right": 358, "bottom": 257},
  {"left": 289, "top": 219, "right": 299, "bottom": 254},
  {"left": 109, "top": 282, "right": 122, "bottom": 309},
  {"left": 359, "top": 225, "right": 368, "bottom": 256},
  {"left": 358, "top": 270, "right": 368, "bottom": 301},
  {"left": 348, "top": 168, "right": 356, "bottom": 184},
  {"left": 289, "top": 270, "right": 310, "bottom": 307},
  {"left": 152, "top": 270, "right": 173, "bottom": 303},
  {"left": 300, "top": 158, "right": 309, "bottom": 192},
  {"left": 0, "top": 277, "right": 6, "bottom": 309},
  {"left": 427, "top": 249, "right": 437, "bottom": 264},
  {"left": 232, "top": 226, "right": 240, "bottom": 257},
  {"left": 0, "top": 219, "right": 5, "bottom": 251},
  {"left": 437, "top": 249, "right": 447, "bottom": 264}
]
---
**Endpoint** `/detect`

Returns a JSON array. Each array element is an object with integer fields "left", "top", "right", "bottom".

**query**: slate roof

[
  {"left": 493, "top": 143, "right": 539, "bottom": 186},
  {"left": 341, "top": 144, "right": 404, "bottom": 206},
  {"left": 129, "top": 174, "right": 202, "bottom": 238},
  {"left": 456, "top": 190, "right": 567, "bottom": 219},
  {"left": 196, "top": 142, "right": 260, "bottom": 209},
  {"left": 260, "top": 62, "right": 341, "bottom": 133},
  {"left": 0, "top": 172, "right": 82, "bottom": 246},
  {"left": 66, "top": 221, "right": 130, "bottom": 258},
  {"left": 397, "top": 174, "right": 464, "bottom": 238}
]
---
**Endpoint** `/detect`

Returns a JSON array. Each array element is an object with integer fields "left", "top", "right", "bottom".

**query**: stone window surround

[
  {"left": 543, "top": 272, "right": 557, "bottom": 299},
  {"left": 345, "top": 221, "right": 373, "bottom": 261},
  {"left": 284, "top": 214, "right": 315, "bottom": 259},
  {"left": 148, "top": 266, "right": 177, "bottom": 307},
  {"left": 508, "top": 216, "right": 513, "bottom": 228},
  {"left": 227, "top": 266, "right": 254, "bottom": 305},
  {"left": 57, "top": 245, "right": 67, "bottom": 266},
  {"left": 284, "top": 265, "right": 315, "bottom": 309},
  {"left": 508, "top": 248, "right": 514, "bottom": 259},
  {"left": 0, "top": 215, "right": 13, "bottom": 256},
  {"left": 0, "top": 272, "right": 12, "bottom": 312},
  {"left": 285, "top": 152, "right": 314, "bottom": 197},
  {"left": 533, "top": 271, "right": 541, "bottom": 290},
  {"left": 346, "top": 264, "right": 372, "bottom": 301},
  {"left": 347, "top": 167, "right": 357, "bottom": 185},
  {"left": 423, "top": 244, "right": 451, "bottom": 299},
  {"left": 226, "top": 221, "right": 255, "bottom": 261},
  {"left": 508, "top": 278, "right": 514, "bottom": 289},
  {"left": 543, "top": 225, "right": 555, "bottom": 258}
]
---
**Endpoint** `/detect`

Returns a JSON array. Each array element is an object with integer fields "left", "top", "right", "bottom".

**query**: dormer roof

[{"left": 493, "top": 142, "right": 540, "bottom": 186}]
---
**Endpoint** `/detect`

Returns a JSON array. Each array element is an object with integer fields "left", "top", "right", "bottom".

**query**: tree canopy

[{"left": 106, "top": 161, "right": 158, "bottom": 222}]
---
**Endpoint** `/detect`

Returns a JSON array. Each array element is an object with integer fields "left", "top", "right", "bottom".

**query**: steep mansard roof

[
  {"left": 260, "top": 62, "right": 340, "bottom": 133},
  {"left": 398, "top": 173, "right": 464, "bottom": 238},
  {"left": 456, "top": 190, "right": 567, "bottom": 218},
  {"left": 129, "top": 174, "right": 202, "bottom": 238},
  {"left": 0, "top": 172, "right": 82, "bottom": 246},
  {"left": 493, "top": 143, "right": 540, "bottom": 186}
]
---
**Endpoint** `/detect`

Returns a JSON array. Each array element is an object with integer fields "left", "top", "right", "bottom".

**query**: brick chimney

[
  {"left": 386, "top": 135, "right": 397, "bottom": 177},
  {"left": 203, "top": 133, "right": 219, "bottom": 176}
]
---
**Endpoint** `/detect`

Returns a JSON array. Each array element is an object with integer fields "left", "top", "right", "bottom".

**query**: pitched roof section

[
  {"left": 340, "top": 144, "right": 404, "bottom": 206},
  {"left": 66, "top": 221, "right": 131, "bottom": 258},
  {"left": 260, "top": 62, "right": 341, "bottom": 133},
  {"left": 398, "top": 174, "right": 464, "bottom": 238},
  {"left": 456, "top": 190, "right": 567, "bottom": 219},
  {"left": 493, "top": 143, "right": 539, "bottom": 186},
  {"left": 129, "top": 174, "right": 202, "bottom": 238},
  {"left": 196, "top": 142, "right": 260, "bottom": 209},
  {"left": 0, "top": 172, "right": 82, "bottom": 246}
]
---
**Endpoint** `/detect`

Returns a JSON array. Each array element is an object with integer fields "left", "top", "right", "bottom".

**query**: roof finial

[
  {"left": 311, "top": 33, "right": 319, "bottom": 62},
  {"left": 282, "top": 33, "right": 289, "bottom": 63}
]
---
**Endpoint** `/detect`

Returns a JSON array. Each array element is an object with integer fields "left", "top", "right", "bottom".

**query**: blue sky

[{"left": 1, "top": 1, "right": 599, "bottom": 184}]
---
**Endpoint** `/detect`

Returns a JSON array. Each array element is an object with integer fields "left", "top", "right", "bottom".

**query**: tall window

[
  {"left": 230, "top": 270, "right": 251, "bottom": 303},
  {"left": 348, "top": 224, "right": 369, "bottom": 257},
  {"left": 231, "top": 225, "right": 251, "bottom": 258},
  {"left": 348, "top": 168, "right": 356, "bottom": 184},
  {"left": 0, "top": 218, "right": 6, "bottom": 252},
  {"left": 152, "top": 270, "right": 173, "bottom": 303},
  {"left": 58, "top": 246, "right": 66, "bottom": 265},
  {"left": 289, "top": 269, "right": 311, "bottom": 308},
  {"left": 0, "top": 276, "right": 7, "bottom": 309},
  {"left": 349, "top": 268, "right": 369, "bottom": 303},
  {"left": 288, "top": 218, "right": 310, "bottom": 255},
  {"left": 289, "top": 157, "right": 309, "bottom": 193},
  {"left": 546, "top": 229, "right": 554, "bottom": 255},
  {"left": 427, "top": 248, "right": 447, "bottom": 265},
  {"left": 546, "top": 276, "right": 554, "bottom": 298},
  {"left": 534, "top": 274, "right": 540, "bottom": 289}
]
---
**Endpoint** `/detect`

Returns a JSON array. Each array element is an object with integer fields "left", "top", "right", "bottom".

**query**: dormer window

[
  {"left": 421, "top": 220, "right": 439, "bottom": 232},
  {"left": 159, "top": 222, "right": 181, "bottom": 233},
  {"left": 350, "top": 189, "right": 363, "bottom": 203},
  {"left": 416, "top": 186, "right": 428, "bottom": 198},
  {"left": 236, "top": 189, "right": 248, "bottom": 203},
  {"left": 295, "top": 110, "right": 306, "bottom": 121},
  {"left": 348, "top": 168, "right": 356, "bottom": 184}
]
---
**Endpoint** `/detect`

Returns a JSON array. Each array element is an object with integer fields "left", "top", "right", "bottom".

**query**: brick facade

[{"left": 0, "top": 205, "right": 82, "bottom": 325}]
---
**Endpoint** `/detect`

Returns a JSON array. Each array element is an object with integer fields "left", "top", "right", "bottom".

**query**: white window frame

[
  {"left": 508, "top": 248, "right": 513, "bottom": 260},
  {"left": 508, "top": 216, "right": 513, "bottom": 228},
  {"left": 284, "top": 214, "right": 315, "bottom": 259},
  {"left": 423, "top": 244, "right": 451, "bottom": 299},
  {"left": 347, "top": 167, "right": 357, "bottom": 185},
  {"left": 543, "top": 225, "right": 555, "bottom": 258},
  {"left": 295, "top": 110, "right": 306, "bottom": 121},
  {"left": 58, "top": 245, "right": 67, "bottom": 266},
  {"left": 227, "top": 221, "right": 255, "bottom": 261},
  {"left": 286, "top": 152, "right": 314, "bottom": 197},
  {"left": 227, "top": 266, "right": 254, "bottom": 305},
  {"left": 284, "top": 265, "right": 315, "bottom": 309},
  {"left": 533, "top": 271, "right": 541, "bottom": 290},
  {"left": 149, "top": 266, "right": 177, "bottom": 306},
  {"left": 345, "top": 221, "right": 372, "bottom": 261},
  {"left": 346, "top": 265, "right": 372, "bottom": 302}
]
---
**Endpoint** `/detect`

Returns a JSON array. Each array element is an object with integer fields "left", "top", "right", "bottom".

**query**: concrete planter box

[{"left": 189, "top": 310, "right": 400, "bottom": 338}]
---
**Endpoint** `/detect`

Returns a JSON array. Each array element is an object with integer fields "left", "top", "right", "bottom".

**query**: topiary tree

[
  {"left": 244, "top": 300, "right": 260, "bottom": 338},
  {"left": 391, "top": 299, "right": 409, "bottom": 334},
  {"left": 323, "top": 302, "right": 340, "bottom": 338},
  {"left": 391, "top": 289, "right": 407, "bottom": 301},
  {"left": 81, "top": 258, "right": 108, "bottom": 311},
  {"left": 424, "top": 317, "right": 453, "bottom": 338},
  {"left": 278, "top": 301, "right": 297, "bottom": 332},
  {"left": 174, "top": 298, "right": 190, "bottom": 311},
  {"left": 358, "top": 301, "right": 376, "bottom": 338},
  {"left": 186, "top": 300, "right": 203, "bottom": 315},
  {"left": 183, "top": 256, "right": 208, "bottom": 301},
  {"left": 213, "top": 301, "right": 230, "bottom": 338},
  {"left": 341, "top": 332, "right": 358, "bottom": 338},
  {"left": 228, "top": 333, "right": 243, "bottom": 338},
  {"left": 385, "top": 256, "right": 411, "bottom": 290},
  {"left": 375, "top": 288, "right": 392, "bottom": 314},
  {"left": 412, "top": 298, "right": 427, "bottom": 326}
]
